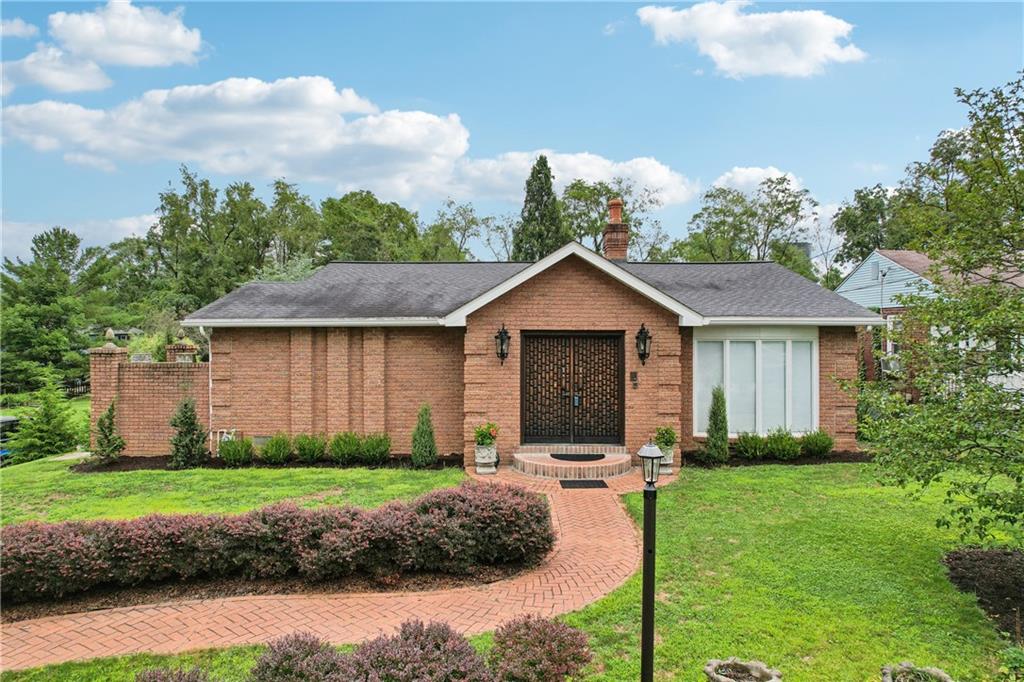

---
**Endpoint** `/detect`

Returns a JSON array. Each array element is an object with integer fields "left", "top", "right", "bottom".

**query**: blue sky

[{"left": 2, "top": 1, "right": 1021, "bottom": 261}]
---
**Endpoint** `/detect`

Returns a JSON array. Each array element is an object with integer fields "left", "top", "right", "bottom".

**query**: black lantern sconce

[
  {"left": 635, "top": 323, "right": 653, "bottom": 365},
  {"left": 495, "top": 324, "right": 511, "bottom": 364}
]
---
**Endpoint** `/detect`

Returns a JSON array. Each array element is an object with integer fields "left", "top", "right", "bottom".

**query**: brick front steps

[{"left": 511, "top": 447, "right": 633, "bottom": 480}]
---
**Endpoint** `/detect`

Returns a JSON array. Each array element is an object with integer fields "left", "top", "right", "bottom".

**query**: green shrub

[
  {"left": 735, "top": 432, "right": 766, "bottom": 460},
  {"left": 361, "top": 433, "right": 391, "bottom": 466},
  {"left": 473, "top": 422, "right": 499, "bottom": 446},
  {"left": 294, "top": 434, "right": 327, "bottom": 464},
  {"left": 329, "top": 431, "right": 361, "bottom": 465},
  {"left": 92, "top": 400, "right": 125, "bottom": 464},
  {"left": 7, "top": 380, "right": 79, "bottom": 465},
  {"left": 168, "top": 398, "right": 208, "bottom": 469},
  {"left": 764, "top": 428, "right": 801, "bottom": 460},
  {"left": 411, "top": 404, "right": 439, "bottom": 468},
  {"left": 654, "top": 426, "right": 677, "bottom": 450},
  {"left": 799, "top": 429, "right": 835, "bottom": 459},
  {"left": 218, "top": 437, "right": 254, "bottom": 467},
  {"left": 259, "top": 433, "right": 292, "bottom": 465},
  {"left": 697, "top": 385, "right": 729, "bottom": 464}
]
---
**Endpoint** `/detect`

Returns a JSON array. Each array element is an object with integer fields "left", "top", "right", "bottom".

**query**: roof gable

[{"left": 442, "top": 242, "right": 704, "bottom": 326}]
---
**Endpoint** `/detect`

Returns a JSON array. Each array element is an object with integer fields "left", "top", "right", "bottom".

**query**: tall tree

[
  {"left": 560, "top": 177, "right": 668, "bottom": 259},
  {"left": 512, "top": 156, "right": 570, "bottom": 261},
  {"left": 668, "top": 186, "right": 755, "bottom": 262},
  {"left": 320, "top": 190, "right": 421, "bottom": 262},
  {"left": 860, "top": 73, "right": 1024, "bottom": 542},
  {"left": 266, "top": 180, "right": 324, "bottom": 267},
  {"left": 483, "top": 214, "right": 517, "bottom": 261},
  {"left": 832, "top": 184, "right": 914, "bottom": 265},
  {"left": 750, "top": 175, "right": 817, "bottom": 261}
]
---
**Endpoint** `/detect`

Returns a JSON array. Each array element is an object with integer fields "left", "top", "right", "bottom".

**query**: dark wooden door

[{"left": 521, "top": 334, "right": 624, "bottom": 444}]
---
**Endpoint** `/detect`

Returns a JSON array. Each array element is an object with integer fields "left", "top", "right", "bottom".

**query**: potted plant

[
  {"left": 881, "top": 663, "right": 953, "bottom": 682},
  {"left": 474, "top": 422, "right": 499, "bottom": 475},
  {"left": 704, "top": 658, "right": 782, "bottom": 682},
  {"left": 654, "top": 426, "right": 677, "bottom": 475}
]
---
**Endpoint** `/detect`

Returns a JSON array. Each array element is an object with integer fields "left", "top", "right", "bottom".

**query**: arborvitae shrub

[
  {"left": 411, "top": 403, "right": 439, "bottom": 468},
  {"left": 696, "top": 385, "right": 729, "bottom": 464},
  {"left": 168, "top": 398, "right": 208, "bottom": 469},
  {"left": 93, "top": 400, "right": 125, "bottom": 464}
]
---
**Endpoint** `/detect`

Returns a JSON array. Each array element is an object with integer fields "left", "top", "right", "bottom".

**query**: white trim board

[{"left": 441, "top": 241, "right": 706, "bottom": 327}]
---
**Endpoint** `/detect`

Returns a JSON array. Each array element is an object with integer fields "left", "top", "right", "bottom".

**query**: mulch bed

[
  {"left": 1, "top": 564, "right": 524, "bottom": 623},
  {"left": 71, "top": 453, "right": 465, "bottom": 474},
  {"left": 943, "top": 547, "right": 1024, "bottom": 638},
  {"left": 681, "top": 450, "right": 872, "bottom": 468}
]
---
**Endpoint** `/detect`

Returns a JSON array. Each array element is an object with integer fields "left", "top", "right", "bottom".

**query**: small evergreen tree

[
  {"left": 512, "top": 155, "right": 570, "bottom": 261},
  {"left": 93, "top": 400, "right": 125, "bottom": 463},
  {"left": 169, "top": 397, "right": 208, "bottom": 469},
  {"left": 410, "top": 403, "right": 438, "bottom": 468},
  {"left": 8, "top": 379, "right": 78, "bottom": 464},
  {"left": 703, "top": 385, "right": 729, "bottom": 464}
]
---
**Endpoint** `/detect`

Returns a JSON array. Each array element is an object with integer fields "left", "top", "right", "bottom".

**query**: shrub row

[
  {"left": 1, "top": 482, "right": 554, "bottom": 603},
  {"left": 217, "top": 432, "right": 392, "bottom": 468},
  {"left": 735, "top": 429, "right": 835, "bottom": 461},
  {"left": 143, "top": 616, "right": 591, "bottom": 682}
]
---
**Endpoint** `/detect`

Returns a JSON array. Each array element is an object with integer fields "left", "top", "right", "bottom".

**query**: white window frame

[
  {"left": 692, "top": 326, "right": 819, "bottom": 437},
  {"left": 884, "top": 315, "right": 902, "bottom": 356}
]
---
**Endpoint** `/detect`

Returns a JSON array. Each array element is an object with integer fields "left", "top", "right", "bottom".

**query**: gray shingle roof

[{"left": 185, "top": 258, "right": 876, "bottom": 323}]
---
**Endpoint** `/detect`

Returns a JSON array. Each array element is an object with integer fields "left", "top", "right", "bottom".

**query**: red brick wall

[
  {"left": 818, "top": 326, "right": 859, "bottom": 450},
  {"left": 89, "top": 344, "right": 209, "bottom": 455},
  {"left": 462, "top": 255, "right": 682, "bottom": 465}
]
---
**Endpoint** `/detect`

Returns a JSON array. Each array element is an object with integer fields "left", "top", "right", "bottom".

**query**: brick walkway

[{"left": 1, "top": 468, "right": 656, "bottom": 671}]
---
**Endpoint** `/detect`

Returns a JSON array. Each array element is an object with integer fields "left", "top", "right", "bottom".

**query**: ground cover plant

[
  {"left": 1, "top": 482, "right": 554, "bottom": 602},
  {"left": 0, "top": 456, "right": 464, "bottom": 526}
]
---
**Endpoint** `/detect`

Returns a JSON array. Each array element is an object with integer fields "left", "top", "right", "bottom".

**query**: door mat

[
  {"left": 550, "top": 453, "right": 605, "bottom": 462},
  {"left": 559, "top": 480, "right": 609, "bottom": 489}
]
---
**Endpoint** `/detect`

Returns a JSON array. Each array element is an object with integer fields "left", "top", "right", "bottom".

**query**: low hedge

[{"left": 1, "top": 482, "right": 554, "bottom": 603}]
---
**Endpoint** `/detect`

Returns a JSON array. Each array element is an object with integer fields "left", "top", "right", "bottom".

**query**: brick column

[
  {"left": 88, "top": 343, "right": 127, "bottom": 448},
  {"left": 325, "top": 328, "right": 350, "bottom": 433},
  {"left": 819, "top": 326, "right": 859, "bottom": 450},
  {"left": 362, "top": 328, "right": 387, "bottom": 433},
  {"left": 164, "top": 343, "right": 197, "bottom": 363},
  {"left": 289, "top": 329, "right": 314, "bottom": 434}
]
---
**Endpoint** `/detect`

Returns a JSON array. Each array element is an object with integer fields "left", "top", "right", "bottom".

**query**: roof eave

[
  {"left": 181, "top": 317, "right": 445, "bottom": 328},
  {"left": 703, "top": 315, "right": 882, "bottom": 326}
]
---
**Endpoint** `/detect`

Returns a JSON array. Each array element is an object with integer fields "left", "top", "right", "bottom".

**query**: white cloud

[
  {"left": 1, "top": 44, "right": 112, "bottom": 95},
  {"left": 603, "top": 21, "right": 622, "bottom": 36},
  {"left": 4, "top": 75, "right": 698, "bottom": 206},
  {"left": 1, "top": 18, "right": 39, "bottom": 38},
  {"left": 713, "top": 165, "right": 800, "bottom": 192},
  {"left": 2, "top": 213, "right": 156, "bottom": 261},
  {"left": 48, "top": 1, "right": 202, "bottom": 67},
  {"left": 637, "top": 1, "right": 866, "bottom": 78},
  {"left": 64, "top": 151, "right": 117, "bottom": 172}
]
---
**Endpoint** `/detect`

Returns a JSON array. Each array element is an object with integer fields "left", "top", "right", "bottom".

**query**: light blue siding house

[{"left": 835, "top": 249, "right": 936, "bottom": 311}]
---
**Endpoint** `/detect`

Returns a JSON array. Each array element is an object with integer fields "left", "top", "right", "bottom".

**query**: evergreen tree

[
  {"left": 703, "top": 386, "right": 729, "bottom": 464},
  {"left": 8, "top": 379, "right": 79, "bottom": 464},
  {"left": 410, "top": 403, "right": 439, "bottom": 468},
  {"left": 93, "top": 400, "right": 126, "bottom": 463},
  {"left": 169, "top": 397, "right": 208, "bottom": 469},
  {"left": 512, "top": 156, "right": 570, "bottom": 261}
]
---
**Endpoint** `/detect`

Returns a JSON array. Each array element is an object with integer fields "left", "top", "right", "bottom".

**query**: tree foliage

[
  {"left": 93, "top": 400, "right": 125, "bottom": 463},
  {"left": 512, "top": 155, "right": 571, "bottom": 261},
  {"left": 560, "top": 177, "right": 668, "bottom": 260},
  {"left": 8, "top": 379, "right": 80, "bottom": 464},
  {"left": 860, "top": 73, "right": 1024, "bottom": 543},
  {"left": 832, "top": 184, "right": 915, "bottom": 266},
  {"left": 168, "top": 397, "right": 208, "bottom": 469},
  {"left": 410, "top": 403, "right": 439, "bottom": 468}
]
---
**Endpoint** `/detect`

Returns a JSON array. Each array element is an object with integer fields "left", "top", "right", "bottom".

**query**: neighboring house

[{"left": 91, "top": 200, "right": 879, "bottom": 464}]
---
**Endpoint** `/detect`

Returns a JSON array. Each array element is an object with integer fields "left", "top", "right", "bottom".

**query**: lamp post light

[{"left": 637, "top": 441, "right": 663, "bottom": 682}]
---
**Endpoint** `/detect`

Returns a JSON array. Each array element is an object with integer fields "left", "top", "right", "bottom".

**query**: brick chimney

[{"left": 603, "top": 197, "right": 629, "bottom": 261}]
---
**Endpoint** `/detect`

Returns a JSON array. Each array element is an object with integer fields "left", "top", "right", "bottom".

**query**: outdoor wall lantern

[
  {"left": 495, "top": 324, "right": 511, "bottom": 364},
  {"left": 635, "top": 323, "right": 653, "bottom": 365},
  {"left": 637, "top": 441, "right": 663, "bottom": 682}
]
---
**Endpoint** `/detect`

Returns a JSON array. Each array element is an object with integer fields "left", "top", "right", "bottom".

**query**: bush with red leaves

[
  {"left": 488, "top": 615, "right": 592, "bottom": 681},
  {"left": 135, "top": 668, "right": 209, "bottom": 682},
  {"left": 248, "top": 632, "right": 347, "bottom": 682}
]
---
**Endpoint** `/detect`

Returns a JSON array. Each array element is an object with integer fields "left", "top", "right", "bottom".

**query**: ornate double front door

[{"left": 521, "top": 333, "right": 625, "bottom": 444}]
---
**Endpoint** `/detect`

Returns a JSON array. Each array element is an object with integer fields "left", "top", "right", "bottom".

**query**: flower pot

[
  {"left": 474, "top": 444, "right": 498, "bottom": 475},
  {"left": 659, "top": 445, "right": 674, "bottom": 475},
  {"left": 881, "top": 663, "right": 953, "bottom": 682},
  {"left": 704, "top": 658, "right": 782, "bottom": 682}
]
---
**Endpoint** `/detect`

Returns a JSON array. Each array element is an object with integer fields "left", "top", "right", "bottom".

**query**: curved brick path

[{"left": 1, "top": 468, "right": 654, "bottom": 671}]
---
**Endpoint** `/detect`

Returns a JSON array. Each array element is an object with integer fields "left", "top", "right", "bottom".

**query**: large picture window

[{"left": 694, "top": 329, "right": 818, "bottom": 436}]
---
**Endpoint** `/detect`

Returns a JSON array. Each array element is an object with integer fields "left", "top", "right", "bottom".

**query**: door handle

[{"left": 573, "top": 394, "right": 581, "bottom": 407}]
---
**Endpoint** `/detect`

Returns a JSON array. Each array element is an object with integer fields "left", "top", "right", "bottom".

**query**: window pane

[
  {"left": 792, "top": 341, "right": 813, "bottom": 431},
  {"left": 729, "top": 341, "right": 756, "bottom": 433},
  {"left": 762, "top": 341, "right": 786, "bottom": 432},
  {"left": 696, "top": 341, "right": 723, "bottom": 432}
]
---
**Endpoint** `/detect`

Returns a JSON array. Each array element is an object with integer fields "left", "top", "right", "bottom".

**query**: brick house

[{"left": 92, "top": 200, "right": 879, "bottom": 466}]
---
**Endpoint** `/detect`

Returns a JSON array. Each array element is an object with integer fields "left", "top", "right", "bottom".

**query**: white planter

[
  {"left": 475, "top": 444, "right": 498, "bottom": 475},
  {"left": 659, "top": 445, "right": 674, "bottom": 475}
]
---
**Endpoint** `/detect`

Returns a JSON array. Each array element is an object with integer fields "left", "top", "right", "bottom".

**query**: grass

[
  {"left": 0, "top": 456, "right": 465, "bottom": 526},
  {"left": 1, "top": 395, "right": 90, "bottom": 422},
  {"left": 1, "top": 464, "right": 1008, "bottom": 681}
]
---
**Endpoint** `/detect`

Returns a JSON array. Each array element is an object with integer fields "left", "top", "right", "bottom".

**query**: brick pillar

[
  {"left": 289, "top": 329, "right": 314, "bottom": 434},
  {"left": 678, "top": 327, "right": 695, "bottom": 452},
  {"left": 363, "top": 328, "right": 386, "bottom": 433},
  {"left": 819, "top": 327, "right": 859, "bottom": 450},
  {"left": 164, "top": 343, "right": 197, "bottom": 363},
  {"left": 325, "top": 328, "right": 350, "bottom": 433},
  {"left": 89, "top": 343, "right": 128, "bottom": 448}
]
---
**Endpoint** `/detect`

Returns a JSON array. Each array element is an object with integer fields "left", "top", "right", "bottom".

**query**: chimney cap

[{"left": 608, "top": 197, "right": 624, "bottom": 208}]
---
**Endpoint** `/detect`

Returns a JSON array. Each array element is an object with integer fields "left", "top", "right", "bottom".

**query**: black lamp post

[
  {"left": 637, "top": 441, "right": 662, "bottom": 682},
  {"left": 495, "top": 324, "right": 511, "bottom": 364},
  {"left": 635, "top": 324, "right": 652, "bottom": 365}
]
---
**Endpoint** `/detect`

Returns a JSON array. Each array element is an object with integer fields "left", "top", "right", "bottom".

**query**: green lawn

[
  {"left": 1, "top": 464, "right": 1007, "bottom": 681},
  {"left": 0, "top": 456, "right": 465, "bottom": 526},
  {"left": 1, "top": 395, "right": 91, "bottom": 422}
]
